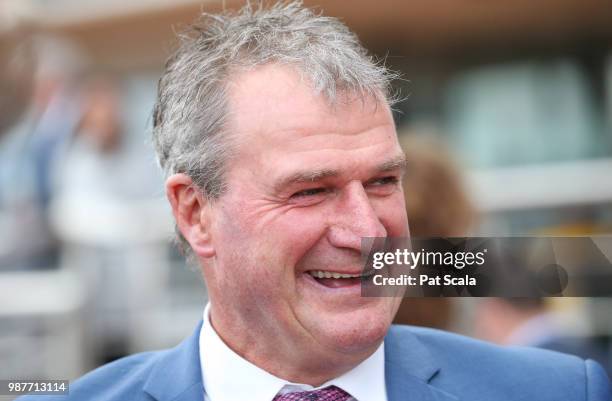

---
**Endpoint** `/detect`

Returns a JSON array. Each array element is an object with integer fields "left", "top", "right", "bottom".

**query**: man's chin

[
  {"left": 310, "top": 308, "right": 393, "bottom": 355},
  {"left": 296, "top": 274, "right": 400, "bottom": 352}
]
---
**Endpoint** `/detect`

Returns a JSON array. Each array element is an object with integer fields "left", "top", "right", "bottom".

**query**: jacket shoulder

[
  {"left": 387, "top": 325, "right": 611, "bottom": 401},
  {"left": 391, "top": 323, "right": 586, "bottom": 367},
  {"left": 16, "top": 350, "right": 167, "bottom": 401}
]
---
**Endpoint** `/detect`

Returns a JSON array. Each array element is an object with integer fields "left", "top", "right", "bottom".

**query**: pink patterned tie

[{"left": 272, "top": 385, "right": 352, "bottom": 401}]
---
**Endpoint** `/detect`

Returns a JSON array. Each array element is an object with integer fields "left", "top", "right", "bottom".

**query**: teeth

[{"left": 308, "top": 270, "right": 362, "bottom": 279}]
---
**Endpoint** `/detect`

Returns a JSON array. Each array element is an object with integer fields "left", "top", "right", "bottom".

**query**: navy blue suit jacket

[{"left": 19, "top": 322, "right": 611, "bottom": 401}]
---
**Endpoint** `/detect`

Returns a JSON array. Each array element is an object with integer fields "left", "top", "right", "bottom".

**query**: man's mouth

[{"left": 306, "top": 270, "right": 372, "bottom": 288}]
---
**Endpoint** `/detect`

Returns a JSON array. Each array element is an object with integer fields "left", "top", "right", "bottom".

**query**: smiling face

[{"left": 201, "top": 64, "right": 408, "bottom": 384}]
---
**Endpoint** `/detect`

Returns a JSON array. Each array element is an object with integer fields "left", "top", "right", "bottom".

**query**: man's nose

[{"left": 327, "top": 181, "right": 387, "bottom": 251}]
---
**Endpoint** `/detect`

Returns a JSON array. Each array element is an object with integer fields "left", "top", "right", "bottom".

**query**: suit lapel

[
  {"left": 385, "top": 326, "right": 459, "bottom": 401},
  {"left": 143, "top": 321, "right": 205, "bottom": 401}
]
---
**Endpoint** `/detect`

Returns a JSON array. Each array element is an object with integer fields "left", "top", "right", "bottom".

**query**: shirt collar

[{"left": 199, "top": 303, "right": 387, "bottom": 401}]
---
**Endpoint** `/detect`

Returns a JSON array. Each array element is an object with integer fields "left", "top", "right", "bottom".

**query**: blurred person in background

[
  {"left": 398, "top": 135, "right": 611, "bottom": 376},
  {"left": 52, "top": 76, "right": 125, "bottom": 203},
  {"left": 48, "top": 73, "right": 170, "bottom": 366},
  {"left": 50, "top": 72, "right": 167, "bottom": 239},
  {"left": 393, "top": 134, "right": 476, "bottom": 330},
  {"left": 0, "top": 28, "right": 36, "bottom": 268},
  {"left": 475, "top": 298, "right": 611, "bottom": 376},
  {"left": 398, "top": 135, "right": 475, "bottom": 240},
  {"left": 75, "top": 77, "right": 123, "bottom": 153},
  {"left": 0, "top": 32, "right": 85, "bottom": 270},
  {"left": 0, "top": 28, "right": 34, "bottom": 138},
  {"left": 18, "top": 3, "right": 611, "bottom": 401}
]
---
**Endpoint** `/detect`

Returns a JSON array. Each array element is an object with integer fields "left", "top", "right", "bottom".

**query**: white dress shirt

[{"left": 199, "top": 304, "right": 388, "bottom": 401}]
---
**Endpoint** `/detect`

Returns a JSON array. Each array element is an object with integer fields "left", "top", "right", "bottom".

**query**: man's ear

[{"left": 165, "top": 174, "right": 215, "bottom": 258}]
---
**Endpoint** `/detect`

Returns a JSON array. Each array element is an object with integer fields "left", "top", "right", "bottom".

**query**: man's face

[{"left": 204, "top": 64, "right": 408, "bottom": 369}]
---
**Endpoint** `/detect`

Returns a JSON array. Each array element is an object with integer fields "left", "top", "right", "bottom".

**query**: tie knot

[{"left": 272, "top": 385, "right": 352, "bottom": 401}]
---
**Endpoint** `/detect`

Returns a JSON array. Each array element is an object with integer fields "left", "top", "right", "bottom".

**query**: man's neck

[{"left": 208, "top": 304, "right": 379, "bottom": 386}]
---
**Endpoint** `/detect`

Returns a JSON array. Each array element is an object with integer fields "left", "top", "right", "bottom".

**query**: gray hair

[{"left": 152, "top": 1, "right": 399, "bottom": 256}]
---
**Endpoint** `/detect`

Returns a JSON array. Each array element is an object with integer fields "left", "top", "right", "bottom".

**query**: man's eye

[
  {"left": 371, "top": 176, "right": 399, "bottom": 186},
  {"left": 291, "top": 188, "right": 327, "bottom": 198}
]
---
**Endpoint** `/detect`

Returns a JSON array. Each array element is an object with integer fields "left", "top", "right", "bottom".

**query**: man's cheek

[
  {"left": 374, "top": 209, "right": 406, "bottom": 237},
  {"left": 280, "top": 217, "right": 326, "bottom": 251}
]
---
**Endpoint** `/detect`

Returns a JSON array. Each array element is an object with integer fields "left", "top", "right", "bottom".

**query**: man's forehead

[{"left": 225, "top": 63, "right": 393, "bottom": 138}]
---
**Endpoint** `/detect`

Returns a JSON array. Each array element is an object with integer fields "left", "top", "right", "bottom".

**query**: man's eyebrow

[
  {"left": 273, "top": 154, "right": 407, "bottom": 193},
  {"left": 377, "top": 154, "right": 407, "bottom": 173},
  {"left": 274, "top": 168, "right": 339, "bottom": 193}
]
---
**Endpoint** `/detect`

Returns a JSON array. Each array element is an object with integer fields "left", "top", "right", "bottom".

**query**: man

[{"left": 20, "top": 2, "right": 610, "bottom": 400}]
